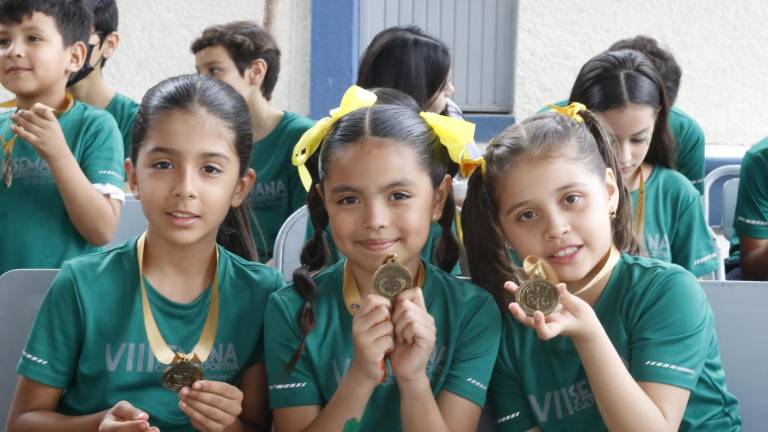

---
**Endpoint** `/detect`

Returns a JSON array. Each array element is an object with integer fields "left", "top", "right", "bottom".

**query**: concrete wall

[
  {"left": 515, "top": 0, "right": 768, "bottom": 146},
  {"left": 0, "top": 0, "right": 311, "bottom": 115}
]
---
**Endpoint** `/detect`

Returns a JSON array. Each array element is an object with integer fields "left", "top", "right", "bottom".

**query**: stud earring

[{"left": 609, "top": 209, "right": 617, "bottom": 220}]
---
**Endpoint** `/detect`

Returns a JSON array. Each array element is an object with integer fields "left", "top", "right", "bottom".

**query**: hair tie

[
  {"left": 292, "top": 85, "right": 378, "bottom": 191},
  {"left": 548, "top": 102, "right": 587, "bottom": 123},
  {"left": 418, "top": 111, "right": 485, "bottom": 177}
]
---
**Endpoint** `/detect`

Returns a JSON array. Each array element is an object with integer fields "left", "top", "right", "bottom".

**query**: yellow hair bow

[
  {"left": 419, "top": 111, "right": 484, "bottom": 177},
  {"left": 292, "top": 85, "right": 378, "bottom": 191},
  {"left": 548, "top": 102, "right": 587, "bottom": 123}
]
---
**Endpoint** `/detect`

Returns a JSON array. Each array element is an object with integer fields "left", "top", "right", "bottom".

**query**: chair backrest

[
  {"left": 0, "top": 269, "right": 58, "bottom": 427},
  {"left": 701, "top": 280, "right": 767, "bottom": 430},
  {"left": 703, "top": 164, "right": 741, "bottom": 227},
  {"left": 273, "top": 206, "right": 309, "bottom": 282},
  {"left": 721, "top": 178, "right": 740, "bottom": 241},
  {"left": 106, "top": 198, "right": 147, "bottom": 249}
]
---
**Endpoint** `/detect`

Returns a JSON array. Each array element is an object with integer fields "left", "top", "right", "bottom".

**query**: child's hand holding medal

[{"left": 372, "top": 254, "right": 436, "bottom": 385}]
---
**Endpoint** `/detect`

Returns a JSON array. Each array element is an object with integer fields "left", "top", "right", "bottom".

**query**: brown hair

[
  {"left": 191, "top": 21, "right": 280, "bottom": 100},
  {"left": 461, "top": 110, "right": 638, "bottom": 308}
]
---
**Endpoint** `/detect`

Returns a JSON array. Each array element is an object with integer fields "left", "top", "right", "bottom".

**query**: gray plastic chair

[
  {"left": 272, "top": 205, "right": 309, "bottom": 282},
  {"left": 703, "top": 165, "right": 741, "bottom": 280},
  {"left": 701, "top": 280, "right": 767, "bottom": 430},
  {"left": 106, "top": 197, "right": 147, "bottom": 250},
  {"left": 0, "top": 268, "right": 58, "bottom": 427}
]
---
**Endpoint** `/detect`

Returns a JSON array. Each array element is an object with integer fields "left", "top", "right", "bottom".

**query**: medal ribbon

[
  {"left": 521, "top": 244, "right": 620, "bottom": 297},
  {"left": 136, "top": 233, "right": 219, "bottom": 364},
  {"left": 632, "top": 169, "right": 648, "bottom": 255}
]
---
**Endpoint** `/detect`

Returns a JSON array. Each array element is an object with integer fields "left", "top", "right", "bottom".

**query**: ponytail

[
  {"left": 462, "top": 158, "right": 518, "bottom": 308},
  {"left": 285, "top": 181, "right": 330, "bottom": 372},
  {"left": 217, "top": 206, "right": 259, "bottom": 261}
]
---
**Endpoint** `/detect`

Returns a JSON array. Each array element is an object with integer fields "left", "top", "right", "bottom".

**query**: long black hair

[
  {"left": 131, "top": 74, "right": 258, "bottom": 260},
  {"left": 569, "top": 49, "right": 675, "bottom": 170},
  {"left": 357, "top": 25, "right": 451, "bottom": 111},
  {"left": 287, "top": 104, "right": 460, "bottom": 371}
]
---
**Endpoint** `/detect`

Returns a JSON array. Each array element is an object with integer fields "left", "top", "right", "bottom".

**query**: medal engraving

[
  {"left": 372, "top": 254, "right": 412, "bottom": 301},
  {"left": 162, "top": 354, "right": 204, "bottom": 391},
  {"left": 516, "top": 278, "right": 559, "bottom": 316},
  {"left": 2, "top": 158, "right": 11, "bottom": 188}
]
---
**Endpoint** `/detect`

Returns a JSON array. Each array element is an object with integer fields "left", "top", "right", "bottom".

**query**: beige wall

[
  {"left": 515, "top": 0, "right": 768, "bottom": 146},
  {"left": 0, "top": 0, "right": 312, "bottom": 115}
]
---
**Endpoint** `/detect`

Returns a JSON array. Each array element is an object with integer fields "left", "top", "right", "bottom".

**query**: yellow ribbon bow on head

[
  {"left": 419, "top": 111, "right": 484, "bottom": 177},
  {"left": 548, "top": 102, "right": 587, "bottom": 123},
  {"left": 292, "top": 85, "right": 378, "bottom": 191}
]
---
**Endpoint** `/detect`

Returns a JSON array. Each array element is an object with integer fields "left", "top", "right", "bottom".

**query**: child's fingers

[
  {"left": 29, "top": 102, "right": 56, "bottom": 120},
  {"left": 10, "top": 116, "right": 42, "bottom": 139},
  {"left": 110, "top": 400, "right": 149, "bottom": 421},
  {"left": 354, "top": 304, "right": 391, "bottom": 333},
  {"left": 179, "top": 395, "right": 234, "bottom": 425},
  {"left": 189, "top": 380, "right": 242, "bottom": 403},
  {"left": 357, "top": 295, "right": 391, "bottom": 317},
  {"left": 532, "top": 311, "right": 561, "bottom": 340},
  {"left": 179, "top": 399, "right": 228, "bottom": 432},
  {"left": 503, "top": 281, "right": 519, "bottom": 295},
  {"left": 395, "top": 287, "right": 426, "bottom": 310},
  {"left": 507, "top": 302, "right": 535, "bottom": 327},
  {"left": 371, "top": 332, "right": 395, "bottom": 356}
]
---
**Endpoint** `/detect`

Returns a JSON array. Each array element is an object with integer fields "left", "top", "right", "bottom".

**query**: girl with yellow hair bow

[{"left": 266, "top": 86, "right": 499, "bottom": 431}]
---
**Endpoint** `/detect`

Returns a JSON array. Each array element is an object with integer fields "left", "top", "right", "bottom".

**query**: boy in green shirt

[
  {"left": 727, "top": 137, "right": 768, "bottom": 280},
  {"left": 192, "top": 21, "right": 314, "bottom": 262},
  {"left": 0, "top": 0, "right": 124, "bottom": 275},
  {"left": 67, "top": 0, "right": 138, "bottom": 168}
]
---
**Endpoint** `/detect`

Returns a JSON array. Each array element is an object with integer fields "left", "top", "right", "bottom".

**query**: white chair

[
  {"left": 702, "top": 165, "right": 741, "bottom": 280},
  {"left": 0, "top": 269, "right": 58, "bottom": 427},
  {"left": 701, "top": 280, "right": 767, "bottom": 430},
  {"left": 272, "top": 206, "right": 309, "bottom": 282},
  {"left": 106, "top": 198, "right": 147, "bottom": 249}
]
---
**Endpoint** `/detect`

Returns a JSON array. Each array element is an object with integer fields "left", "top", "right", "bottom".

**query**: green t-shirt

[
  {"left": 104, "top": 92, "right": 139, "bottom": 166},
  {"left": 16, "top": 238, "right": 283, "bottom": 432},
  {"left": 492, "top": 254, "right": 741, "bottom": 431},
  {"left": 728, "top": 137, "right": 768, "bottom": 265},
  {"left": 265, "top": 260, "right": 501, "bottom": 430},
  {"left": 544, "top": 101, "right": 705, "bottom": 192},
  {"left": 668, "top": 107, "right": 706, "bottom": 194},
  {"left": 631, "top": 167, "right": 718, "bottom": 277},
  {"left": 0, "top": 100, "right": 124, "bottom": 275},
  {"left": 249, "top": 111, "right": 314, "bottom": 262}
]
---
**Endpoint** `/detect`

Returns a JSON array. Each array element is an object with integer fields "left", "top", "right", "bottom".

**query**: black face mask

[{"left": 66, "top": 42, "right": 97, "bottom": 87}]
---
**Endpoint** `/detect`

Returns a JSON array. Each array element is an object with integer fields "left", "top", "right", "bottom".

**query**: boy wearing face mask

[{"left": 68, "top": 0, "right": 137, "bottom": 169}]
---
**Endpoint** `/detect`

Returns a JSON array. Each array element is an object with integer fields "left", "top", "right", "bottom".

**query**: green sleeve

[
  {"left": 491, "top": 318, "right": 538, "bottom": 431},
  {"left": 441, "top": 294, "right": 501, "bottom": 407},
  {"left": 734, "top": 150, "right": 768, "bottom": 239},
  {"left": 628, "top": 269, "right": 712, "bottom": 390},
  {"left": 670, "top": 194, "right": 718, "bottom": 277},
  {"left": 16, "top": 263, "right": 84, "bottom": 388},
  {"left": 80, "top": 113, "right": 125, "bottom": 188},
  {"left": 265, "top": 290, "right": 323, "bottom": 408},
  {"left": 671, "top": 114, "right": 706, "bottom": 194}
]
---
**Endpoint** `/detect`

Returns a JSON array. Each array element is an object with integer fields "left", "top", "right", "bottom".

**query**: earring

[
  {"left": 609, "top": 209, "right": 617, "bottom": 220},
  {"left": 432, "top": 214, "right": 439, "bottom": 222}
]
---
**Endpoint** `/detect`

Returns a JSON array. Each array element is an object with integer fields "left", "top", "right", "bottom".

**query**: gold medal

[
  {"left": 371, "top": 254, "right": 412, "bottom": 301},
  {"left": 516, "top": 257, "right": 559, "bottom": 316},
  {"left": 137, "top": 233, "right": 219, "bottom": 391},
  {"left": 162, "top": 353, "right": 205, "bottom": 391}
]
